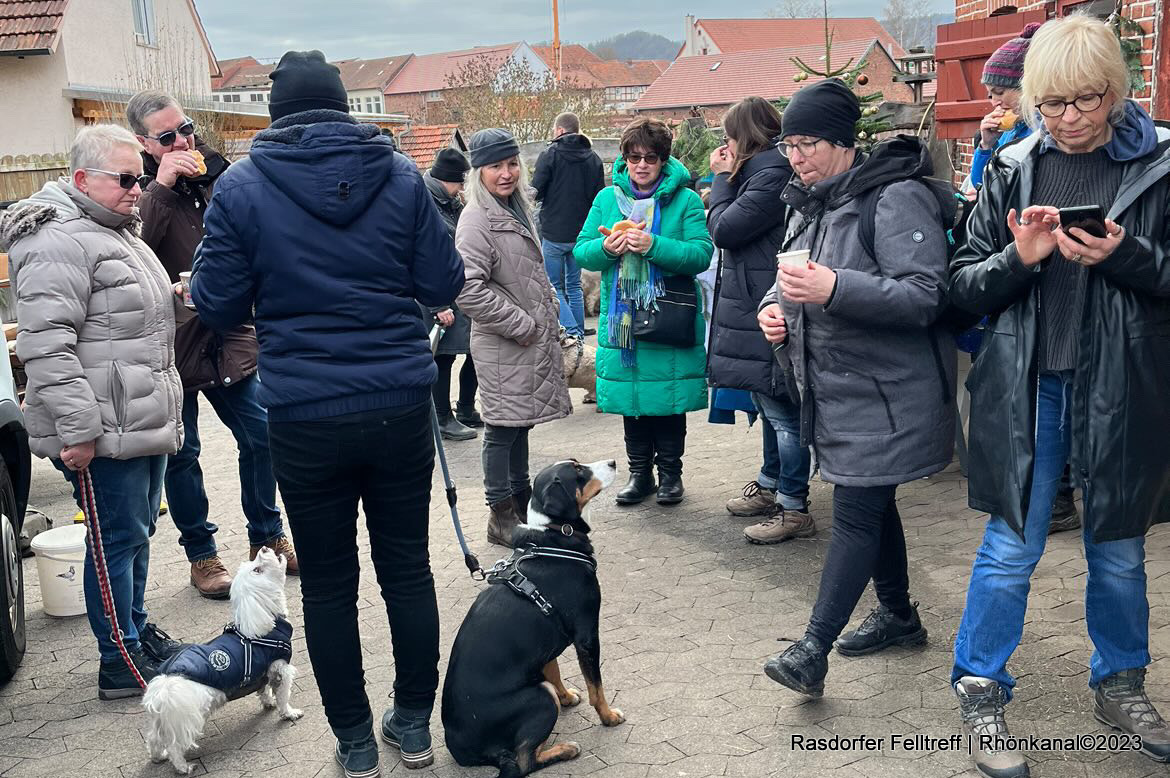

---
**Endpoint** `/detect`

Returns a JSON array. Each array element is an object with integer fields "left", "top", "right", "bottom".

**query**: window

[
  {"left": 131, "top": 0, "right": 156, "bottom": 46},
  {"left": 426, "top": 90, "right": 443, "bottom": 102},
  {"left": 226, "top": 93, "right": 240, "bottom": 103},
  {"left": 250, "top": 93, "right": 265, "bottom": 102},
  {"left": 212, "top": 94, "right": 220, "bottom": 102}
]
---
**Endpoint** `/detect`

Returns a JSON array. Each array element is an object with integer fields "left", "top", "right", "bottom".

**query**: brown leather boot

[
  {"left": 486, "top": 498, "right": 521, "bottom": 548},
  {"left": 190, "top": 556, "right": 233, "bottom": 600},
  {"left": 249, "top": 536, "right": 300, "bottom": 576}
]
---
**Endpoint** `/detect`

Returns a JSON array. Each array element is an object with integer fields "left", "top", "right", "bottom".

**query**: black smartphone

[{"left": 1059, "top": 205, "right": 1107, "bottom": 243}]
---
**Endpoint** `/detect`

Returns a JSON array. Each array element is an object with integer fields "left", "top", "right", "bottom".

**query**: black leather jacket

[{"left": 950, "top": 126, "right": 1170, "bottom": 543}]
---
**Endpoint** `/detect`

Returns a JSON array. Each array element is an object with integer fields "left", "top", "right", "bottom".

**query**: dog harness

[
  {"left": 485, "top": 544, "right": 596, "bottom": 616},
  {"left": 157, "top": 618, "right": 294, "bottom": 701}
]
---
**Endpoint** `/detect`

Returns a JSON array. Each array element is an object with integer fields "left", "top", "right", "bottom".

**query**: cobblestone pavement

[{"left": 5, "top": 370, "right": 1170, "bottom": 778}]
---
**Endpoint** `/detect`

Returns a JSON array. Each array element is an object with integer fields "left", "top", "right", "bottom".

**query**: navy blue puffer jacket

[{"left": 192, "top": 111, "right": 464, "bottom": 422}]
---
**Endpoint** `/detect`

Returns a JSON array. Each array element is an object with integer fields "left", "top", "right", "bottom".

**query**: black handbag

[{"left": 632, "top": 274, "right": 699, "bottom": 347}]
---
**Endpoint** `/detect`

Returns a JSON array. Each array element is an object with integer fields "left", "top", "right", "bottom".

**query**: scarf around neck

[{"left": 608, "top": 176, "right": 665, "bottom": 367}]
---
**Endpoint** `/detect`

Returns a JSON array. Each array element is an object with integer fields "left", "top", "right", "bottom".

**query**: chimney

[{"left": 684, "top": 15, "right": 697, "bottom": 57}]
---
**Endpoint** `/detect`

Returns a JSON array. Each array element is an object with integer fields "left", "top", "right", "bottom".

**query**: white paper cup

[
  {"left": 776, "top": 249, "right": 810, "bottom": 268},
  {"left": 179, "top": 271, "right": 194, "bottom": 309}
]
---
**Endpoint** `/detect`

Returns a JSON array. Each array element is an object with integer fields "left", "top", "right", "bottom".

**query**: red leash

[{"left": 78, "top": 467, "right": 147, "bottom": 690}]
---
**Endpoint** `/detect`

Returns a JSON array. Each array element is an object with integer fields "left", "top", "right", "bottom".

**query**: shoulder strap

[{"left": 857, "top": 184, "right": 887, "bottom": 261}]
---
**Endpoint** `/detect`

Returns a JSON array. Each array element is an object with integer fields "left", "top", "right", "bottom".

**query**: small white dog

[{"left": 143, "top": 547, "right": 302, "bottom": 774}]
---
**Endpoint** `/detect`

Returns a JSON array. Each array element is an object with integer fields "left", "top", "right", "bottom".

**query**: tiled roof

[
  {"left": 532, "top": 45, "right": 665, "bottom": 90},
  {"left": 531, "top": 44, "right": 602, "bottom": 67},
  {"left": 629, "top": 60, "right": 670, "bottom": 81},
  {"left": 397, "top": 124, "right": 465, "bottom": 169},
  {"left": 335, "top": 55, "right": 412, "bottom": 91},
  {"left": 697, "top": 18, "right": 906, "bottom": 59},
  {"left": 634, "top": 39, "right": 885, "bottom": 111},
  {"left": 212, "top": 60, "right": 273, "bottom": 91},
  {"left": 212, "top": 56, "right": 260, "bottom": 90},
  {"left": 0, "top": 0, "right": 68, "bottom": 54},
  {"left": 385, "top": 43, "right": 519, "bottom": 95}
]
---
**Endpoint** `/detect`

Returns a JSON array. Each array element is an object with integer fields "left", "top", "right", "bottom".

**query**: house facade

[
  {"left": 680, "top": 16, "right": 906, "bottom": 59},
  {"left": 531, "top": 44, "right": 669, "bottom": 111},
  {"left": 1, "top": 0, "right": 219, "bottom": 158}
]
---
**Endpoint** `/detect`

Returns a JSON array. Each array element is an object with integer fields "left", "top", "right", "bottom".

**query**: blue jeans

[
  {"left": 953, "top": 372, "right": 1149, "bottom": 695},
  {"left": 165, "top": 374, "right": 284, "bottom": 562},
  {"left": 55, "top": 455, "right": 166, "bottom": 662},
  {"left": 542, "top": 239, "right": 584, "bottom": 336},
  {"left": 757, "top": 411, "right": 781, "bottom": 489},
  {"left": 752, "top": 392, "right": 811, "bottom": 511}
]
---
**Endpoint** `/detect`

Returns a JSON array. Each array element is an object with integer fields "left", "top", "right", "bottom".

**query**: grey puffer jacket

[
  {"left": 0, "top": 181, "right": 183, "bottom": 460},
  {"left": 761, "top": 136, "right": 957, "bottom": 486},
  {"left": 455, "top": 194, "right": 571, "bottom": 427}
]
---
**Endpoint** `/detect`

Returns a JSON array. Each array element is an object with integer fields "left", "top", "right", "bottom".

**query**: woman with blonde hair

[
  {"left": 948, "top": 15, "right": 1170, "bottom": 777},
  {"left": 456, "top": 128, "right": 571, "bottom": 547}
]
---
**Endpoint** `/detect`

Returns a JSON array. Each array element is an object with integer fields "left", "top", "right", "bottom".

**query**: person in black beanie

[
  {"left": 421, "top": 147, "right": 482, "bottom": 441},
  {"left": 191, "top": 49, "right": 463, "bottom": 778},
  {"left": 755, "top": 78, "right": 957, "bottom": 699}
]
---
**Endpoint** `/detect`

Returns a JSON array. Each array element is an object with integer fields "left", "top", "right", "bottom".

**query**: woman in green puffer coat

[{"left": 575, "top": 117, "right": 713, "bottom": 506}]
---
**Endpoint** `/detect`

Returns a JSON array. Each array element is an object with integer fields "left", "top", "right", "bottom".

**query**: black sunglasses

[
  {"left": 145, "top": 120, "right": 196, "bottom": 147},
  {"left": 624, "top": 153, "right": 661, "bottom": 165},
  {"left": 85, "top": 168, "right": 151, "bottom": 190}
]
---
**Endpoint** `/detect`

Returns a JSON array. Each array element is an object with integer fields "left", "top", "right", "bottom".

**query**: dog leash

[
  {"left": 78, "top": 467, "right": 147, "bottom": 690},
  {"left": 429, "top": 324, "right": 484, "bottom": 580}
]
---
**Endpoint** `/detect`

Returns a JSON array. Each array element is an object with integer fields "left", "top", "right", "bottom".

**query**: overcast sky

[{"left": 196, "top": 0, "right": 952, "bottom": 61}]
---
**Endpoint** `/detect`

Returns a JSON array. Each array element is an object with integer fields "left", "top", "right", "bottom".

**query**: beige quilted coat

[
  {"left": 455, "top": 195, "right": 571, "bottom": 427},
  {"left": 0, "top": 181, "right": 184, "bottom": 460}
]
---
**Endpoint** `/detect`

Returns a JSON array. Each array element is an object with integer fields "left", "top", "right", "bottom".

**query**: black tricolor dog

[{"left": 442, "top": 459, "right": 622, "bottom": 778}]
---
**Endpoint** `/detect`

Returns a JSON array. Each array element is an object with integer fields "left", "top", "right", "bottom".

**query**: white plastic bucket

[{"left": 29, "top": 524, "right": 87, "bottom": 617}]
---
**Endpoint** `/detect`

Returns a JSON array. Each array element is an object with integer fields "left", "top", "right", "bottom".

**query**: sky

[{"left": 195, "top": 0, "right": 952, "bottom": 62}]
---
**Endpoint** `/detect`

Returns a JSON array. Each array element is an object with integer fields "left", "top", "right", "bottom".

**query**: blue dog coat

[{"left": 158, "top": 618, "right": 294, "bottom": 700}]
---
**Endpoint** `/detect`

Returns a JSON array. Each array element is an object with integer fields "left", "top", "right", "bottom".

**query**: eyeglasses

[
  {"left": 624, "top": 153, "right": 661, "bottom": 165},
  {"left": 85, "top": 169, "right": 151, "bottom": 190},
  {"left": 776, "top": 137, "right": 830, "bottom": 158},
  {"left": 1037, "top": 92, "right": 1106, "bottom": 119},
  {"left": 144, "top": 119, "right": 196, "bottom": 147}
]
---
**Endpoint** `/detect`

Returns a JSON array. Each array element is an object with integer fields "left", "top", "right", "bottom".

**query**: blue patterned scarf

[{"left": 608, "top": 180, "right": 664, "bottom": 366}]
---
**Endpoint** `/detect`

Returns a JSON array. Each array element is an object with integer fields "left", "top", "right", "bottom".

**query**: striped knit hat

[{"left": 981, "top": 22, "right": 1043, "bottom": 89}]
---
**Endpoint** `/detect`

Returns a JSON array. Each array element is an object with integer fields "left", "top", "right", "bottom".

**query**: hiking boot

[
  {"left": 835, "top": 602, "right": 928, "bottom": 657},
  {"left": 455, "top": 401, "right": 484, "bottom": 428},
  {"left": 334, "top": 732, "right": 380, "bottom": 778},
  {"left": 190, "top": 556, "right": 232, "bottom": 599},
  {"left": 250, "top": 536, "right": 300, "bottom": 576},
  {"left": 512, "top": 486, "right": 533, "bottom": 519},
  {"left": 744, "top": 508, "right": 816, "bottom": 545},
  {"left": 487, "top": 498, "right": 522, "bottom": 547},
  {"left": 726, "top": 481, "right": 777, "bottom": 517},
  {"left": 381, "top": 704, "right": 435, "bottom": 769},
  {"left": 764, "top": 637, "right": 829, "bottom": 698},
  {"left": 615, "top": 472, "right": 657, "bottom": 505},
  {"left": 1095, "top": 668, "right": 1170, "bottom": 762},
  {"left": 98, "top": 648, "right": 158, "bottom": 700},
  {"left": 438, "top": 409, "right": 477, "bottom": 441},
  {"left": 139, "top": 623, "right": 183, "bottom": 663},
  {"left": 1048, "top": 488, "right": 1081, "bottom": 534},
  {"left": 954, "top": 676, "right": 1030, "bottom": 778}
]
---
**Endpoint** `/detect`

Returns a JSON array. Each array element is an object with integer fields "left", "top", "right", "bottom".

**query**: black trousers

[
  {"left": 622, "top": 413, "right": 687, "bottom": 475},
  {"left": 805, "top": 484, "right": 912, "bottom": 647},
  {"left": 268, "top": 402, "right": 440, "bottom": 732},
  {"left": 433, "top": 354, "right": 478, "bottom": 412},
  {"left": 482, "top": 423, "right": 532, "bottom": 504}
]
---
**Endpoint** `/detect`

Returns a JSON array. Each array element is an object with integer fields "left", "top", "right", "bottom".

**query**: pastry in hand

[
  {"left": 597, "top": 219, "right": 645, "bottom": 237},
  {"left": 997, "top": 110, "right": 1018, "bottom": 131},
  {"left": 188, "top": 149, "right": 207, "bottom": 176}
]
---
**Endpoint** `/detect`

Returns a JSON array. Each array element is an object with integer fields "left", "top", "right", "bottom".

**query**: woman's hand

[
  {"left": 602, "top": 229, "right": 629, "bottom": 256},
  {"left": 436, "top": 308, "right": 455, "bottom": 327},
  {"left": 623, "top": 228, "right": 653, "bottom": 255},
  {"left": 979, "top": 108, "right": 1006, "bottom": 150},
  {"left": 779, "top": 261, "right": 837, "bottom": 305},
  {"left": 709, "top": 145, "right": 733, "bottom": 175},
  {"left": 60, "top": 441, "right": 96, "bottom": 471},
  {"left": 1007, "top": 206, "right": 1060, "bottom": 267},
  {"left": 757, "top": 303, "right": 787, "bottom": 343},
  {"left": 1055, "top": 219, "right": 1125, "bottom": 267}
]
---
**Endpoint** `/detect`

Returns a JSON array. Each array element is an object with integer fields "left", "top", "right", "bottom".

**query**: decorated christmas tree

[{"left": 773, "top": 0, "right": 892, "bottom": 149}]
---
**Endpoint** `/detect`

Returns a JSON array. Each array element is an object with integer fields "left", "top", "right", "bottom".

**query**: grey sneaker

[
  {"left": 726, "top": 481, "right": 776, "bottom": 517},
  {"left": 1095, "top": 668, "right": 1170, "bottom": 762},
  {"left": 954, "top": 676, "right": 1030, "bottom": 778},
  {"left": 744, "top": 508, "right": 815, "bottom": 545},
  {"left": 1048, "top": 488, "right": 1081, "bottom": 534},
  {"left": 381, "top": 705, "right": 435, "bottom": 769}
]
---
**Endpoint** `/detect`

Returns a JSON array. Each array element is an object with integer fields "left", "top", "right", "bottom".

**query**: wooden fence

[{"left": 0, "top": 155, "right": 68, "bottom": 204}]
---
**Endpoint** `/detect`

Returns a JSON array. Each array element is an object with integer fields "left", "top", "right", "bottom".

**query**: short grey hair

[
  {"left": 126, "top": 89, "right": 180, "bottom": 135},
  {"left": 69, "top": 125, "right": 143, "bottom": 173}
]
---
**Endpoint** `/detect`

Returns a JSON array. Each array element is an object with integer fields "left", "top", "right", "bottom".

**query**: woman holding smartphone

[{"left": 948, "top": 15, "right": 1170, "bottom": 778}]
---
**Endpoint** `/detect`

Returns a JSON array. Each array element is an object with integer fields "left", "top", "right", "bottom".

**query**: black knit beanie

[
  {"left": 268, "top": 50, "right": 349, "bottom": 122},
  {"left": 780, "top": 78, "right": 862, "bottom": 148},
  {"left": 430, "top": 148, "right": 470, "bottom": 182},
  {"left": 468, "top": 128, "right": 520, "bottom": 168}
]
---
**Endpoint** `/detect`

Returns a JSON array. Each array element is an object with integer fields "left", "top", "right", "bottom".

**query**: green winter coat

[{"left": 575, "top": 157, "right": 712, "bottom": 417}]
